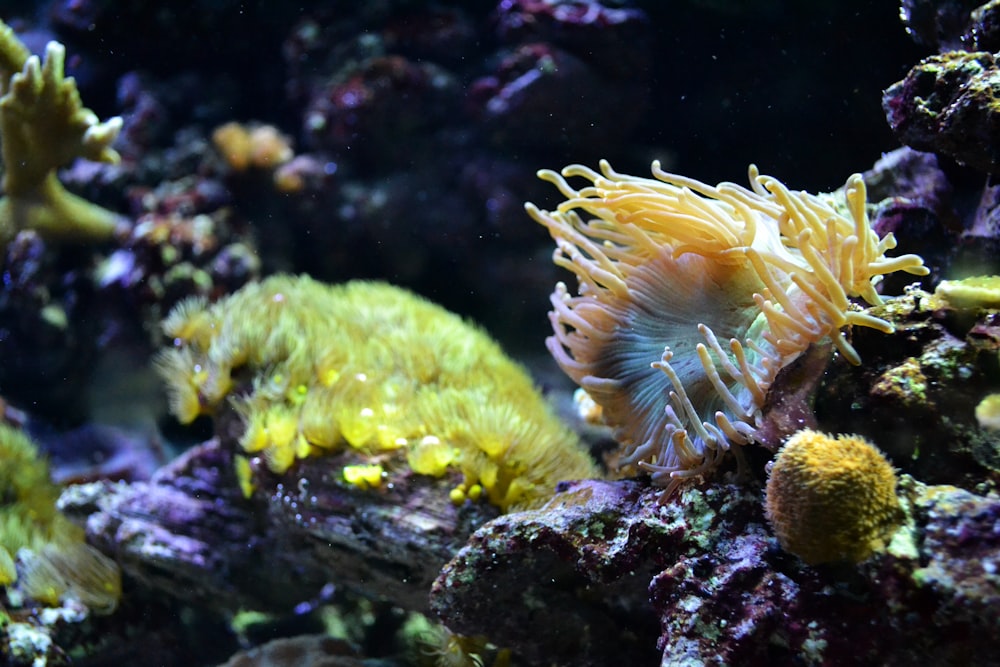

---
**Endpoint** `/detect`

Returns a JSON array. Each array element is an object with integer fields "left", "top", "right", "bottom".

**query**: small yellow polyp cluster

[
  {"left": 342, "top": 464, "right": 385, "bottom": 490},
  {"left": 976, "top": 393, "right": 1000, "bottom": 430},
  {"left": 156, "top": 275, "right": 598, "bottom": 511},
  {"left": 527, "top": 160, "right": 927, "bottom": 495},
  {"left": 764, "top": 429, "right": 902, "bottom": 565}
]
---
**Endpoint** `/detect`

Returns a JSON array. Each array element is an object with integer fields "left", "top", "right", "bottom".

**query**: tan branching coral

[
  {"left": 527, "top": 160, "right": 928, "bottom": 495},
  {"left": 0, "top": 19, "right": 124, "bottom": 248}
]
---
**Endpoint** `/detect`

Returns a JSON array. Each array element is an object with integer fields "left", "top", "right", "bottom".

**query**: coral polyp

[
  {"left": 156, "top": 274, "right": 598, "bottom": 511},
  {"left": 527, "top": 160, "right": 928, "bottom": 494},
  {"left": 0, "top": 423, "right": 121, "bottom": 612},
  {"left": 764, "top": 429, "right": 902, "bottom": 564}
]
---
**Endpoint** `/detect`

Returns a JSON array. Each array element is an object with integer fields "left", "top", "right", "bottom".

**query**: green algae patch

[{"left": 934, "top": 275, "right": 1000, "bottom": 309}]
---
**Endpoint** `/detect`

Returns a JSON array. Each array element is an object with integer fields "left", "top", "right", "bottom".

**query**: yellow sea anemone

[{"left": 526, "top": 160, "right": 928, "bottom": 495}]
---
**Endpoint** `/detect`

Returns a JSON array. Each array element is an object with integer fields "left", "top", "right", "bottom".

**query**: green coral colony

[
  {"left": 0, "top": 424, "right": 121, "bottom": 611},
  {"left": 156, "top": 274, "right": 599, "bottom": 511}
]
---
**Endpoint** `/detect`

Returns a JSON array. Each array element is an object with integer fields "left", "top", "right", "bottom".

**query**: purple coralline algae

[
  {"left": 862, "top": 148, "right": 955, "bottom": 288},
  {"left": 884, "top": 1, "right": 1000, "bottom": 177},
  {"left": 467, "top": 41, "right": 646, "bottom": 151},
  {"left": 493, "top": 0, "right": 650, "bottom": 75},
  {"left": 469, "top": 0, "right": 650, "bottom": 150},
  {"left": 899, "top": 0, "right": 1000, "bottom": 51},
  {"left": 67, "top": 438, "right": 500, "bottom": 615}
]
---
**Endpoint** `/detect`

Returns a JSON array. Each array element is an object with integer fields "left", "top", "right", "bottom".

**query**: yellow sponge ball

[{"left": 764, "top": 429, "right": 902, "bottom": 565}]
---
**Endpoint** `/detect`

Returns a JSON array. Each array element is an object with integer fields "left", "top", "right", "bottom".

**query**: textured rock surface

[
  {"left": 431, "top": 477, "right": 1000, "bottom": 666},
  {"left": 63, "top": 439, "right": 498, "bottom": 615},
  {"left": 431, "top": 479, "right": 663, "bottom": 666},
  {"left": 884, "top": 51, "right": 1000, "bottom": 174},
  {"left": 815, "top": 289, "right": 1000, "bottom": 488}
]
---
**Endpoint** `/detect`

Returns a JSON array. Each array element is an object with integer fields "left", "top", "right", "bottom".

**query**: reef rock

[
  {"left": 884, "top": 50, "right": 1000, "bottom": 174},
  {"left": 62, "top": 438, "right": 498, "bottom": 615},
  {"left": 431, "top": 476, "right": 1000, "bottom": 666}
]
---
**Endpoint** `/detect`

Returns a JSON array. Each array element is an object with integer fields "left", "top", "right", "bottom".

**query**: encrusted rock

[
  {"left": 884, "top": 51, "right": 1000, "bottom": 174},
  {"left": 63, "top": 439, "right": 498, "bottom": 614},
  {"left": 430, "top": 475, "right": 1000, "bottom": 666}
]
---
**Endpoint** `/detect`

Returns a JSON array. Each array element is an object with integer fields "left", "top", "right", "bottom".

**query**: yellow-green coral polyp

[
  {"left": 934, "top": 274, "right": 1000, "bottom": 309},
  {"left": 157, "top": 275, "right": 598, "bottom": 511},
  {"left": 0, "top": 424, "right": 121, "bottom": 612}
]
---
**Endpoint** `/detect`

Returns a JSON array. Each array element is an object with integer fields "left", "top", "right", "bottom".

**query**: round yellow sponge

[{"left": 764, "top": 429, "right": 902, "bottom": 565}]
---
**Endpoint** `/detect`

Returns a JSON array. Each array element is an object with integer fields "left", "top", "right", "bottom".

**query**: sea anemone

[
  {"left": 764, "top": 429, "right": 902, "bottom": 564},
  {"left": 526, "top": 160, "right": 928, "bottom": 495}
]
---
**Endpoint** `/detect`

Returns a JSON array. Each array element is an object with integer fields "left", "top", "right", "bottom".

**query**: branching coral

[
  {"left": 0, "top": 19, "right": 124, "bottom": 248},
  {"left": 526, "top": 160, "right": 928, "bottom": 495},
  {"left": 156, "top": 274, "right": 598, "bottom": 511},
  {"left": 0, "top": 423, "right": 121, "bottom": 612},
  {"left": 764, "top": 429, "right": 902, "bottom": 564}
]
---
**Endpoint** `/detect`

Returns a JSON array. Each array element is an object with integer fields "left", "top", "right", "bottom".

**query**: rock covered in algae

[
  {"left": 429, "top": 476, "right": 1000, "bottom": 666},
  {"left": 430, "top": 478, "right": 663, "bottom": 666},
  {"left": 156, "top": 274, "right": 598, "bottom": 512},
  {"left": 815, "top": 286, "right": 1000, "bottom": 488},
  {"left": 62, "top": 432, "right": 499, "bottom": 617},
  {"left": 883, "top": 50, "right": 1000, "bottom": 174}
]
